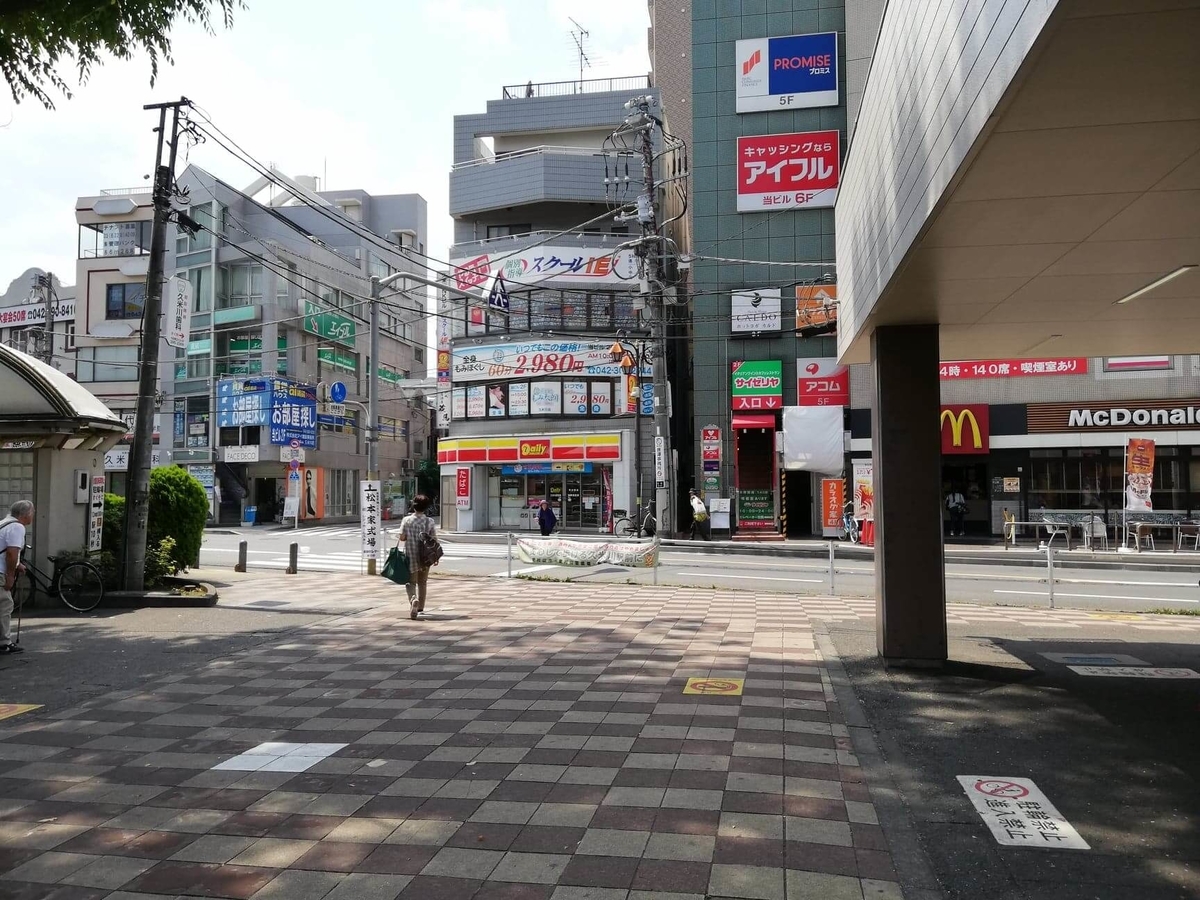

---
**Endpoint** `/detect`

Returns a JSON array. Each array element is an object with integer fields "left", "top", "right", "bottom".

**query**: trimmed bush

[{"left": 147, "top": 467, "right": 208, "bottom": 572}]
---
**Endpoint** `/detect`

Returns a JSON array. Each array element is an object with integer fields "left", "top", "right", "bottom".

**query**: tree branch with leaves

[{"left": 0, "top": 0, "right": 242, "bottom": 109}]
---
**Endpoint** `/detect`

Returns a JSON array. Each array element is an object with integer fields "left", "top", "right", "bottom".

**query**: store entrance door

[{"left": 942, "top": 460, "right": 989, "bottom": 537}]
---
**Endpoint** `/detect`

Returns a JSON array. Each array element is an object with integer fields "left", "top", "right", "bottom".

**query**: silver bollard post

[
  {"left": 286, "top": 542, "right": 298, "bottom": 575},
  {"left": 507, "top": 532, "right": 512, "bottom": 580},
  {"left": 828, "top": 541, "right": 836, "bottom": 595},
  {"left": 234, "top": 540, "right": 248, "bottom": 573},
  {"left": 1045, "top": 544, "right": 1055, "bottom": 609}
]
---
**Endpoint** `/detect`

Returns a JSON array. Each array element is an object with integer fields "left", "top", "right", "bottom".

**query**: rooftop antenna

[{"left": 569, "top": 18, "right": 591, "bottom": 93}]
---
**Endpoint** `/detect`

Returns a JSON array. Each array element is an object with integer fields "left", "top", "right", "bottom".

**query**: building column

[{"left": 871, "top": 325, "right": 947, "bottom": 666}]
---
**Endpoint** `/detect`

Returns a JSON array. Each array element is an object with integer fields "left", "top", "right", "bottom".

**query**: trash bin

[{"left": 243, "top": 506, "right": 257, "bottom": 525}]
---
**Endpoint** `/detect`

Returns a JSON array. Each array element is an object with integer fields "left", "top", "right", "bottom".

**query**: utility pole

[
  {"left": 122, "top": 97, "right": 188, "bottom": 591},
  {"left": 31, "top": 273, "right": 55, "bottom": 364},
  {"left": 627, "top": 94, "right": 674, "bottom": 536}
]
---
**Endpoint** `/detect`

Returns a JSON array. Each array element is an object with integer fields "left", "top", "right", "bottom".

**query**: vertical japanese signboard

[
  {"left": 701, "top": 425, "right": 722, "bottom": 493},
  {"left": 821, "top": 478, "right": 843, "bottom": 537},
  {"left": 88, "top": 475, "right": 105, "bottom": 552},
  {"left": 166, "top": 276, "right": 192, "bottom": 350},
  {"left": 731, "top": 360, "right": 783, "bottom": 410},
  {"left": 360, "top": 480, "right": 381, "bottom": 556},
  {"left": 654, "top": 436, "right": 667, "bottom": 490},
  {"left": 1125, "top": 438, "right": 1155, "bottom": 511},
  {"left": 456, "top": 467, "right": 471, "bottom": 509},
  {"left": 268, "top": 379, "right": 318, "bottom": 448},
  {"left": 736, "top": 131, "right": 840, "bottom": 212}
]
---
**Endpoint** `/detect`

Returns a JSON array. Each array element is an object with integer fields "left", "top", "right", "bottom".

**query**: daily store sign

[
  {"left": 438, "top": 433, "right": 621, "bottom": 464},
  {"left": 736, "top": 130, "right": 840, "bottom": 212},
  {"left": 735, "top": 32, "right": 839, "bottom": 113},
  {"left": 451, "top": 340, "right": 648, "bottom": 384},
  {"left": 731, "top": 360, "right": 783, "bottom": 410},
  {"left": 1028, "top": 399, "right": 1200, "bottom": 433}
]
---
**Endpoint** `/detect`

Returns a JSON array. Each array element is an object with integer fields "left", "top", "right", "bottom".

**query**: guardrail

[{"left": 501, "top": 75, "right": 650, "bottom": 99}]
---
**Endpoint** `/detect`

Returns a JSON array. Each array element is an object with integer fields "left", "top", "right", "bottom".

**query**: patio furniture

[
  {"left": 1127, "top": 522, "right": 1155, "bottom": 551},
  {"left": 1042, "top": 518, "right": 1073, "bottom": 550},
  {"left": 1177, "top": 522, "right": 1200, "bottom": 551},
  {"left": 1084, "top": 515, "right": 1109, "bottom": 551}
]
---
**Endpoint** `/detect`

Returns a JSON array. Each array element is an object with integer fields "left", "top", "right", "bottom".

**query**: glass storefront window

[{"left": 486, "top": 467, "right": 612, "bottom": 532}]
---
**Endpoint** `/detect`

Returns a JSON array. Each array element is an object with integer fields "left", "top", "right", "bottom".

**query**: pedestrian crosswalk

[
  {"left": 237, "top": 542, "right": 514, "bottom": 574},
  {"left": 274, "top": 524, "right": 399, "bottom": 538}
]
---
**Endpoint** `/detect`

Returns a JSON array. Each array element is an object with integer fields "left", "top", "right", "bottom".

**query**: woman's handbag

[{"left": 381, "top": 547, "right": 411, "bottom": 584}]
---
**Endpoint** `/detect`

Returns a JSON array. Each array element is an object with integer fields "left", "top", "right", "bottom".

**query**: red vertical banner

[
  {"left": 1125, "top": 438, "right": 1155, "bottom": 511},
  {"left": 456, "top": 467, "right": 471, "bottom": 509},
  {"left": 820, "top": 478, "right": 843, "bottom": 536}
]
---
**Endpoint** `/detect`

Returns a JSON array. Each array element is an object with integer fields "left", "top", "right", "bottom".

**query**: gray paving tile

[
  {"left": 784, "top": 816, "right": 853, "bottom": 847},
  {"left": 324, "top": 817, "right": 403, "bottom": 843},
  {"left": 529, "top": 802, "right": 597, "bottom": 827},
  {"left": 61, "top": 856, "right": 155, "bottom": 890},
  {"left": 470, "top": 800, "right": 541, "bottom": 824},
  {"left": 727, "top": 772, "right": 783, "bottom": 794},
  {"left": 561, "top": 766, "right": 619, "bottom": 786},
  {"left": 490, "top": 850, "right": 571, "bottom": 883},
  {"left": 7, "top": 851, "right": 96, "bottom": 884},
  {"left": 551, "top": 886, "right": 630, "bottom": 900},
  {"left": 577, "top": 828, "right": 651, "bottom": 857},
  {"left": 325, "top": 872, "right": 412, "bottom": 900},
  {"left": 250, "top": 869, "right": 345, "bottom": 900},
  {"left": 422, "top": 846, "right": 505, "bottom": 879},
  {"left": 603, "top": 787, "right": 664, "bottom": 808},
  {"left": 643, "top": 833, "right": 715, "bottom": 862},
  {"left": 844, "top": 801, "right": 879, "bottom": 825},
  {"left": 230, "top": 837, "right": 317, "bottom": 867},
  {"left": 717, "top": 812, "right": 784, "bottom": 840},
  {"left": 508, "top": 764, "right": 568, "bottom": 782},
  {"left": 171, "top": 834, "right": 257, "bottom": 863},
  {"left": 861, "top": 878, "right": 904, "bottom": 899},
  {"left": 785, "top": 870, "right": 863, "bottom": 900},
  {"left": 784, "top": 777, "right": 844, "bottom": 800},
  {"left": 661, "top": 789, "right": 723, "bottom": 810},
  {"left": 387, "top": 819, "right": 462, "bottom": 845},
  {"left": 709, "top": 863, "right": 786, "bottom": 900}
]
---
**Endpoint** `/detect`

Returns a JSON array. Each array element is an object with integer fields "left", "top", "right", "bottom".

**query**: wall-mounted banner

[
  {"left": 216, "top": 378, "right": 269, "bottom": 428},
  {"left": 452, "top": 339, "right": 650, "bottom": 383},
  {"left": 1125, "top": 438, "right": 1155, "bottom": 512},
  {"left": 456, "top": 467, "right": 472, "bottom": 509},
  {"left": 782, "top": 406, "right": 843, "bottom": 474},
  {"left": 516, "top": 537, "right": 657, "bottom": 568},
  {"left": 735, "top": 31, "right": 839, "bottom": 113},
  {"left": 796, "top": 358, "right": 849, "bottom": 406},
  {"left": 940, "top": 358, "right": 1087, "bottom": 379},
  {"left": 731, "top": 288, "right": 782, "bottom": 333},
  {"left": 736, "top": 131, "right": 840, "bottom": 212},
  {"left": 731, "top": 360, "right": 783, "bottom": 410},
  {"left": 450, "top": 246, "right": 639, "bottom": 291}
]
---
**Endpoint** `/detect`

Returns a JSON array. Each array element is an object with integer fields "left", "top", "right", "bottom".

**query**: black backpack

[{"left": 418, "top": 530, "right": 444, "bottom": 568}]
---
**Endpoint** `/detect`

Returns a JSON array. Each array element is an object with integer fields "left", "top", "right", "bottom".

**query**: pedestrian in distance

[
  {"left": 945, "top": 486, "right": 967, "bottom": 537},
  {"left": 399, "top": 494, "right": 440, "bottom": 620},
  {"left": 537, "top": 500, "right": 557, "bottom": 537},
  {"left": 0, "top": 500, "right": 35, "bottom": 655},
  {"left": 689, "top": 489, "right": 711, "bottom": 541}
]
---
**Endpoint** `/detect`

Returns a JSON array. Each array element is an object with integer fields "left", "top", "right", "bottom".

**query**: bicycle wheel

[
  {"left": 614, "top": 517, "right": 637, "bottom": 537},
  {"left": 10, "top": 571, "right": 35, "bottom": 612},
  {"left": 56, "top": 561, "right": 104, "bottom": 612}
]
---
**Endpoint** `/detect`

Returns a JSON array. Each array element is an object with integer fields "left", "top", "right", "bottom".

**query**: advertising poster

[
  {"left": 591, "top": 383, "right": 612, "bottom": 416},
  {"left": 797, "top": 358, "right": 849, "bottom": 406},
  {"left": 299, "top": 466, "right": 325, "bottom": 520},
  {"left": 738, "top": 489, "right": 775, "bottom": 529},
  {"left": 564, "top": 381, "right": 589, "bottom": 415},
  {"left": 508, "top": 383, "right": 529, "bottom": 416},
  {"left": 531, "top": 382, "right": 562, "bottom": 415},
  {"left": 852, "top": 461, "right": 874, "bottom": 520},
  {"left": 268, "top": 379, "right": 317, "bottom": 448},
  {"left": 451, "top": 339, "right": 651, "bottom": 383},
  {"left": 736, "top": 131, "right": 840, "bottom": 212},
  {"left": 488, "top": 384, "right": 507, "bottom": 417},
  {"left": 821, "top": 478, "right": 843, "bottom": 537},
  {"left": 451, "top": 387, "right": 466, "bottom": 420},
  {"left": 466, "top": 385, "right": 486, "bottom": 418},
  {"left": 1125, "top": 438, "right": 1155, "bottom": 511}
]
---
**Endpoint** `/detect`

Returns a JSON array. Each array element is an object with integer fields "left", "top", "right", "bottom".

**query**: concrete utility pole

[
  {"left": 31, "top": 273, "right": 55, "bottom": 364},
  {"left": 627, "top": 94, "right": 674, "bottom": 537},
  {"left": 122, "top": 97, "right": 188, "bottom": 591}
]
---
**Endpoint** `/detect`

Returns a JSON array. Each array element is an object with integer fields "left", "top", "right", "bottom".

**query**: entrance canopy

[
  {"left": 836, "top": 0, "right": 1199, "bottom": 363},
  {"left": 732, "top": 414, "right": 776, "bottom": 429},
  {"left": 0, "top": 345, "right": 126, "bottom": 450}
]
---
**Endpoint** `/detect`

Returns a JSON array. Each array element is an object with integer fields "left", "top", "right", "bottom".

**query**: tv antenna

[{"left": 569, "top": 18, "right": 591, "bottom": 92}]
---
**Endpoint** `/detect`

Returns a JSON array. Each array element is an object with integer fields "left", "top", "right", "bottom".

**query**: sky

[{"left": 0, "top": 0, "right": 651, "bottom": 290}]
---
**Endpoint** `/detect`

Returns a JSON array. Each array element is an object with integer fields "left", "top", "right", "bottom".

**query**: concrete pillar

[{"left": 871, "top": 325, "right": 947, "bottom": 666}]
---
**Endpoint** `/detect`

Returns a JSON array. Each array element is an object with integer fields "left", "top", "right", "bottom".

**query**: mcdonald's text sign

[{"left": 941, "top": 405, "right": 989, "bottom": 455}]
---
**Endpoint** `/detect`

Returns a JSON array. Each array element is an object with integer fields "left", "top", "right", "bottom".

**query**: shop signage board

[
  {"left": 449, "top": 245, "right": 639, "bottom": 291},
  {"left": 500, "top": 463, "right": 592, "bottom": 475},
  {"left": 165, "top": 276, "right": 192, "bottom": 350},
  {"left": 104, "top": 447, "right": 169, "bottom": 471},
  {"left": 223, "top": 445, "right": 259, "bottom": 464},
  {"left": 279, "top": 446, "right": 306, "bottom": 464},
  {"left": 0, "top": 299, "right": 75, "bottom": 326},
  {"left": 456, "top": 468, "right": 471, "bottom": 509},
  {"left": 940, "top": 404, "right": 989, "bottom": 454},
  {"left": 88, "top": 475, "right": 105, "bottom": 552},
  {"left": 703, "top": 474, "right": 721, "bottom": 493},
  {"left": 738, "top": 488, "right": 774, "bottom": 529},
  {"left": 852, "top": 461, "right": 873, "bottom": 520},
  {"left": 957, "top": 777, "right": 1088, "bottom": 850},
  {"left": 735, "top": 31, "right": 839, "bottom": 113},
  {"left": 940, "top": 358, "right": 1087, "bottom": 379},
  {"left": 1125, "top": 438, "right": 1155, "bottom": 511},
  {"left": 438, "top": 434, "right": 621, "bottom": 464},
  {"left": 820, "top": 478, "right": 843, "bottom": 537},
  {"left": 216, "top": 378, "right": 269, "bottom": 428},
  {"left": 360, "top": 480, "right": 381, "bottom": 556},
  {"left": 736, "top": 130, "right": 840, "bottom": 212},
  {"left": 796, "top": 284, "right": 837, "bottom": 332},
  {"left": 1028, "top": 398, "right": 1200, "bottom": 433},
  {"left": 730, "top": 288, "right": 782, "bottom": 333},
  {"left": 302, "top": 299, "right": 356, "bottom": 346},
  {"left": 797, "top": 358, "right": 849, "bottom": 406},
  {"left": 731, "top": 360, "right": 783, "bottom": 410},
  {"left": 268, "top": 380, "right": 318, "bottom": 448},
  {"left": 451, "top": 339, "right": 650, "bottom": 383}
]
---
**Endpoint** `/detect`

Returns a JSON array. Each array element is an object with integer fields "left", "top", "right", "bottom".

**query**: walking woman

[{"left": 399, "top": 494, "right": 438, "bottom": 619}]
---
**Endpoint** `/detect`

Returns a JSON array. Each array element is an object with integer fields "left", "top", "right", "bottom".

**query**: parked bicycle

[
  {"left": 842, "top": 501, "right": 861, "bottom": 544},
  {"left": 11, "top": 546, "right": 106, "bottom": 613},
  {"left": 614, "top": 506, "right": 657, "bottom": 538}
]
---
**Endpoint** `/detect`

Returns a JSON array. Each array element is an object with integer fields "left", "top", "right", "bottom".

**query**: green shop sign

[
  {"left": 318, "top": 347, "right": 357, "bottom": 372},
  {"left": 730, "top": 359, "right": 783, "bottom": 410},
  {"left": 378, "top": 365, "right": 403, "bottom": 385},
  {"left": 303, "top": 299, "right": 356, "bottom": 347}
]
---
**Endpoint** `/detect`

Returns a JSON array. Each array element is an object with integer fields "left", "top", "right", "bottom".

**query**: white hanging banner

[
  {"left": 165, "top": 276, "right": 192, "bottom": 350},
  {"left": 360, "top": 480, "right": 381, "bottom": 557},
  {"left": 781, "top": 405, "right": 843, "bottom": 475}
]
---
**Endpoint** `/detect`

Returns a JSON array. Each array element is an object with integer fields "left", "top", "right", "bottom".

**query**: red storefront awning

[{"left": 732, "top": 414, "right": 776, "bottom": 429}]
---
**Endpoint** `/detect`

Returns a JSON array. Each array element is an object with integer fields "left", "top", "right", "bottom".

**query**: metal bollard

[
  {"left": 286, "top": 542, "right": 298, "bottom": 575},
  {"left": 828, "top": 541, "right": 836, "bottom": 595},
  {"left": 1045, "top": 545, "right": 1055, "bottom": 609},
  {"left": 234, "top": 540, "right": 248, "bottom": 573},
  {"left": 507, "top": 532, "right": 513, "bottom": 579}
]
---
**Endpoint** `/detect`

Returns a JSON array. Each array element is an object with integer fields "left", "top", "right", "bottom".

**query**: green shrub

[
  {"left": 102, "top": 493, "right": 124, "bottom": 555},
  {"left": 147, "top": 467, "right": 208, "bottom": 573},
  {"left": 145, "top": 537, "right": 177, "bottom": 587}
]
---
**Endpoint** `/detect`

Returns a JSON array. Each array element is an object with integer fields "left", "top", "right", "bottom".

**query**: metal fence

[{"left": 501, "top": 75, "right": 650, "bottom": 99}]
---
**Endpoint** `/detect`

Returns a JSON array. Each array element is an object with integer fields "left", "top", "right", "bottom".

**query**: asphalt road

[{"left": 199, "top": 525, "right": 1200, "bottom": 614}]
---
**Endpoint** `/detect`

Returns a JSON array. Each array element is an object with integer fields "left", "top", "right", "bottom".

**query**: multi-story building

[
  {"left": 439, "top": 75, "right": 663, "bottom": 532},
  {"left": 73, "top": 168, "right": 431, "bottom": 524},
  {"left": 0, "top": 269, "right": 77, "bottom": 377}
]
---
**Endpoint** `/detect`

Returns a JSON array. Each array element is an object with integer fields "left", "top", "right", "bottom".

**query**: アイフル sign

[
  {"left": 735, "top": 32, "right": 839, "bottom": 113},
  {"left": 731, "top": 360, "right": 783, "bottom": 410},
  {"left": 302, "top": 299, "right": 356, "bottom": 347},
  {"left": 736, "top": 131, "right": 839, "bottom": 212}
]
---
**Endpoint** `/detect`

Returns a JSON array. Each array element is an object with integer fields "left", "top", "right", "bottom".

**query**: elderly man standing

[{"left": 0, "top": 500, "right": 34, "bottom": 654}]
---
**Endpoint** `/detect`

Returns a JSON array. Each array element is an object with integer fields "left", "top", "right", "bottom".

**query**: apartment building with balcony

[{"left": 442, "top": 76, "right": 662, "bottom": 532}]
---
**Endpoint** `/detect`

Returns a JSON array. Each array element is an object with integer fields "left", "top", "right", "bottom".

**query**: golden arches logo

[{"left": 940, "top": 408, "right": 983, "bottom": 450}]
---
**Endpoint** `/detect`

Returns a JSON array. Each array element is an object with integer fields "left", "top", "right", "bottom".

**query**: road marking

[
  {"left": 683, "top": 677, "right": 744, "bottom": 696},
  {"left": 1067, "top": 665, "right": 1200, "bottom": 679},
  {"left": 993, "top": 589, "right": 1198, "bottom": 603},
  {"left": 493, "top": 565, "right": 559, "bottom": 578},
  {"left": 0, "top": 704, "right": 41, "bottom": 721},
  {"left": 958, "top": 776, "right": 1088, "bottom": 850},
  {"left": 1040, "top": 653, "right": 1150, "bottom": 666},
  {"left": 686, "top": 572, "right": 824, "bottom": 583}
]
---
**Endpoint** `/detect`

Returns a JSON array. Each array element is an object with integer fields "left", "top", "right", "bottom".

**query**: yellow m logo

[{"left": 941, "top": 408, "right": 983, "bottom": 449}]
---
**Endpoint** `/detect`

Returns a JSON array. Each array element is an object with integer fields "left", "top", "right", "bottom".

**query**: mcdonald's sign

[{"left": 940, "top": 404, "right": 989, "bottom": 454}]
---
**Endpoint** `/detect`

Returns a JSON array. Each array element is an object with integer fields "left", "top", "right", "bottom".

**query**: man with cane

[{"left": 0, "top": 500, "right": 34, "bottom": 654}]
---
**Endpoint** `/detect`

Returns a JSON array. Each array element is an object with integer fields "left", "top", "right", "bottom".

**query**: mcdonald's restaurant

[{"left": 849, "top": 397, "right": 1200, "bottom": 539}]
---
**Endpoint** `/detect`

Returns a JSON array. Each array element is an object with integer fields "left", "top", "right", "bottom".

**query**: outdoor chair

[
  {"left": 1085, "top": 515, "right": 1109, "bottom": 551},
  {"left": 1177, "top": 523, "right": 1200, "bottom": 551},
  {"left": 1126, "top": 523, "right": 1155, "bottom": 551}
]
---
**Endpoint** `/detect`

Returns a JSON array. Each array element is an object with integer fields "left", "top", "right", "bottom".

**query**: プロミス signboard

[{"left": 735, "top": 32, "right": 839, "bottom": 113}]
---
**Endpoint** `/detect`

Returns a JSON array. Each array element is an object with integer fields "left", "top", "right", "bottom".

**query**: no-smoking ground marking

[
  {"left": 683, "top": 677, "right": 744, "bottom": 696},
  {"left": 973, "top": 779, "right": 1029, "bottom": 799},
  {"left": 958, "top": 776, "right": 1089, "bottom": 850},
  {"left": 0, "top": 704, "right": 41, "bottom": 722}
]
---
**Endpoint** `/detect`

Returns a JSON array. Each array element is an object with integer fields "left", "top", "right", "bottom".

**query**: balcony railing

[
  {"left": 451, "top": 230, "right": 633, "bottom": 254},
  {"left": 452, "top": 145, "right": 607, "bottom": 171},
  {"left": 500, "top": 75, "right": 650, "bottom": 99},
  {"left": 99, "top": 186, "right": 154, "bottom": 196}
]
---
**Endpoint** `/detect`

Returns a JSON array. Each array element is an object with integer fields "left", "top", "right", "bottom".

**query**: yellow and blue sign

[{"left": 736, "top": 32, "right": 839, "bottom": 113}]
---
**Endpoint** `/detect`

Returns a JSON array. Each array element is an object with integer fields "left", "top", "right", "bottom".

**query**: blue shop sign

[
  {"left": 216, "top": 377, "right": 269, "bottom": 428},
  {"left": 268, "top": 378, "right": 317, "bottom": 448},
  {"left": 735, "top": 31, "right": 839, "bottom": 113}
]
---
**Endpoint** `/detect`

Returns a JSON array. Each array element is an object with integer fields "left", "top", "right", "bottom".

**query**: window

[
  {"left": 277, "top": 264, "right": 295, "bottom": 303},
  {"left": 486, "top": 224, "right": 532, "bottom": 239},
  {"left": 415, "top": 345, "right": 424, "bottom": 363},
  {"left": 106, "top": 283, "right": 145, "bottom": 319},
  {"left": 175, "top": 202, "right": 214, "bottom": 254},
  {"left": 456, "top": 378, "right": 621, "bottom": 421},
  {"left": 326, "top": 469, "right": 360, "bottom": 517},
  {"left": 63, "top": 322, "right": 75, "bottom": 350},
  {"left": 457, "top": 289, "right": 645, "bottom": 337},
  {"left": 77, "top": 345, "right": 139, "bottom": 382},
  {"left": 185, "top": 396, "right": 210, "bottom": 448},
  {"left": 182, "top": 266, "right": 212, "bottom": 312},
  {"left": 218, "top": 263, "right": 263, "bottom": 308},
  {"left": 78, "top": 220, "right": 151, "bottom": 258}
]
